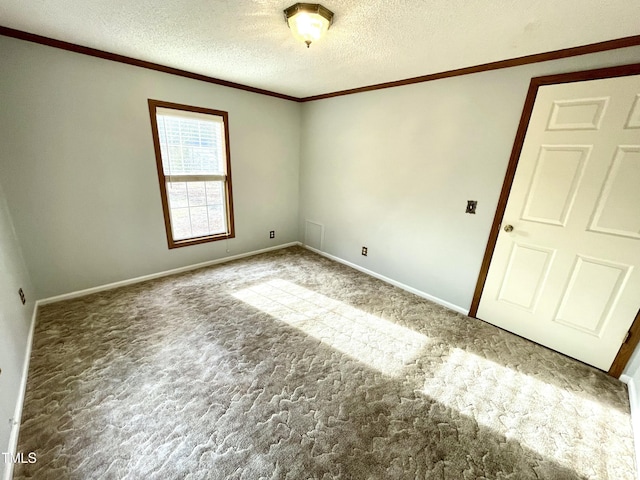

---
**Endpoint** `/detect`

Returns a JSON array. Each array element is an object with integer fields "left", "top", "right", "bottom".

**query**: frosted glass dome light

[{"left": 284, "top": 3, "right": 334, "bottom": 48}]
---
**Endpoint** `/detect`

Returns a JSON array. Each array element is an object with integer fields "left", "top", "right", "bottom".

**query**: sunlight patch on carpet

[
  {"left": 422, "top": 348, "right": 630, "bottom": 478},
  {"left": 232, "top": 279, "right": 429, "bottom": 376}
]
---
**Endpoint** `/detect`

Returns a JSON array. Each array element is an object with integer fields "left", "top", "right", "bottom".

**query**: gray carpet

[{"left": 14, "top": 246, "right": 636, "bottom": 479}]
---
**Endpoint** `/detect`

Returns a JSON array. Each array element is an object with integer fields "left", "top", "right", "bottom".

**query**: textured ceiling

[{"left": 1, "top": 0, "right": 639, "bottom": 98}]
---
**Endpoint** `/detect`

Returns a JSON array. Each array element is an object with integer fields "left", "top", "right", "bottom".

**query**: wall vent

[{"left": 304, "top": 220, "right": 324, "bottom": 250}]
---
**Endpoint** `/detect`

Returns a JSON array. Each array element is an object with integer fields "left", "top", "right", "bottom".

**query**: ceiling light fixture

[{"left": 284, "top": 3, "right": 334, "bottom": 48}]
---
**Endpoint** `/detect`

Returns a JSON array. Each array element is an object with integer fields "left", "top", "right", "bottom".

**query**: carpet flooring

[{"left": 14, "top": 246, "right": 635, "bottom": 479}]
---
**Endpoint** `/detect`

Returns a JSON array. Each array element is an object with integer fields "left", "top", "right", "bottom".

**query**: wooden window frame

[{"left": 148, "top": 99, "right": 235, "bottom": 249}]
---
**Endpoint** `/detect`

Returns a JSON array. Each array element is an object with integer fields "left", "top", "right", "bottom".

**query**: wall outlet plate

[
  {"left": 269, "top": 230, "right": 275, "bottom": 239},
  {"left": 466, "top": 200, "right": 477, "bottom": 214},
  {"left": 18, "top": 288, "right": 26, "bottom": 305},
  {"left": 361, "top": 246, "right": 368, "bottom": 256}
]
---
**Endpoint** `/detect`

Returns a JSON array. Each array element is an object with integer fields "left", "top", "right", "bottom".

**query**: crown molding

[
  {"left": 301, "top": 34, "right": 640, "bottom": 101},
  {"left": 2, "top": 25, "right": 640, "bottom": 103},
  {"left": 0, "top": 25, "right": 300, "bottom": 102}
]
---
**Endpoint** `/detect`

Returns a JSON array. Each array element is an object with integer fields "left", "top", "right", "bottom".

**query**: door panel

[
  {"left": 521, "top": 146, "right": 590, "bottom": 225},
  {"left": 589, "top": 146, "right": 640, "bottom": 238},
  {"left": 626, "top": 95, "right": 640, "bottom": 128},
  {"left": 477, "top": 73, "right": 640, "bottom": 371},
  {"left": 497, "top": 243, "right": 555, "bottom": 311},
  {"left": 547, "top": 97, "right": 609, "bottom": 130},
  {"left": 554, "top": 255, "right": 631, "bottom": 335}
]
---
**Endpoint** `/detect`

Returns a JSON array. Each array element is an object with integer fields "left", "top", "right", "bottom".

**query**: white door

[{"left": 477, "top": 74, "right": 640, "bottom": 371}]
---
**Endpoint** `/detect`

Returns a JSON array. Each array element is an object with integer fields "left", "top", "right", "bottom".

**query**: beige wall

[
  {"left": 0, "top": 179, "right": 34, "bottom": 474},
  {"left": 299, "top": 46, "right": 640, "bottom": 311},
  {"left": 0, "top": 36, "right": 302, "bottom": 299}
]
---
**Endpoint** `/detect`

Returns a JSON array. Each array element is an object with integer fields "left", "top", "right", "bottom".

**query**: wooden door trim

[
  {"left": 610, "top": 309, "right": 640, "bottom": 377},
  {"left": 469, "top": 63, "right": 640, "bottom": 377}
]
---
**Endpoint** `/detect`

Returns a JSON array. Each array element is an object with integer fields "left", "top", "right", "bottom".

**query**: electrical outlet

[
  {"left": 269, "top": 230, "right": 275, "bottom": 239},
  {"left": 18, "top": 288, "right": 26, "bottom": 305},
  {"left": 361, "top": 246, "right": 368, "bottom": 256},
  {"left": 466, "top": 200, "right": 477, "bottom": 214}
]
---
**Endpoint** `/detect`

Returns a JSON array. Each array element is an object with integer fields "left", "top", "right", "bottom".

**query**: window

[{"left": 148, "top": 100, "right": 234, "bottom": 248}]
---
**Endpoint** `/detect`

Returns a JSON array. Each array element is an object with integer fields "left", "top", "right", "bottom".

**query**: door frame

[{"left": 469, "top": 63, "right": 640, "bottom": 378}]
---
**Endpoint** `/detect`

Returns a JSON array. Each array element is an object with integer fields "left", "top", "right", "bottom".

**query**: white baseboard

[
  {"left": 38, "top": 242, "right": 300, "bottom": 306},
  {"left": 302, "top": 245, "right": 469, "bottom": 316},
  {"left": 3, "top": 301, "right": 38, "bottom": 480}
]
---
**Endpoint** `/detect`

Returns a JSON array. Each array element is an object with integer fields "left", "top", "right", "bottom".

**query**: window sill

[{"left": 168, "top": 232, "right": 235, "bottom": 249}]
